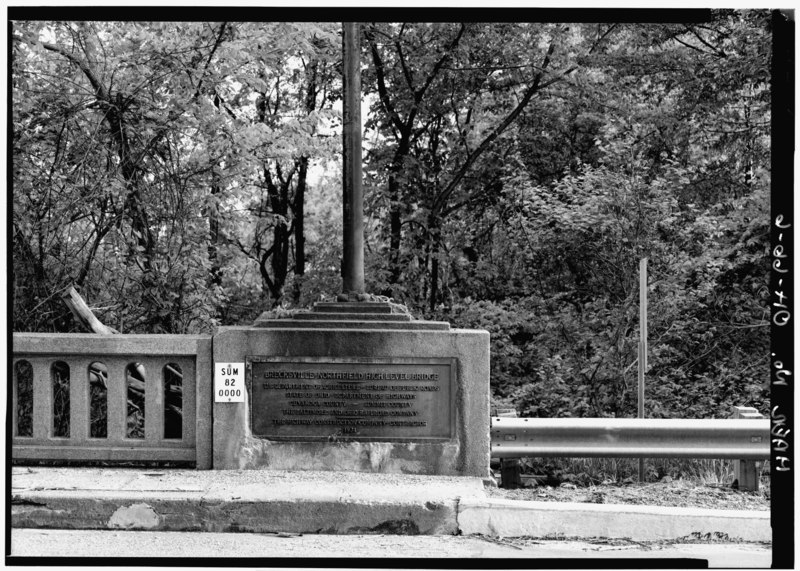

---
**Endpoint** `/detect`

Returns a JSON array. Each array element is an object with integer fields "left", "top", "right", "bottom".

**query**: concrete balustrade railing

[
  {"left": 11, "top": 331, "right": 768, "bottom": 487},
  {"left": 12, "top": 333, "right": 212, "bottom": 468}
]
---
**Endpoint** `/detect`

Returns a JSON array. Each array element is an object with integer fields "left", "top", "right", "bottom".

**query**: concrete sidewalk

[
  {"left": 10, "top": 467, "right": 771, "bottom": 542},
  {"left": 9, "top": 529, "right": 773, "bottom": 567}
]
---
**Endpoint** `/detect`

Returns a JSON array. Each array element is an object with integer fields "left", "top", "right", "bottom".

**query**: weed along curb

[{"left": 456, "top": 497, "right": 771, "bottom": 542}]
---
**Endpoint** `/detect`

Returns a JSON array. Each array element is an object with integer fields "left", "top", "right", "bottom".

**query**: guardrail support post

[
  {"left": 500, "top": 458, "right": 522, "bottom": 489},
  {"left": 732, "top": 406, "right": 763, "bottom": 492},
  {"left": 492, "top": 410, "right": 523, "bottom": 488}
]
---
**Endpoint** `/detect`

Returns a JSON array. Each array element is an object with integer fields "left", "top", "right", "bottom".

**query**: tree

[
  {"left": 12, "top": 21, "right": 340, "bottom": 329},
  {"left": 215, "top": 23, "right": 340, "bottom": 308},
  {"left": 445, "top": 11, "right": 770, "bottom": 418},
  {"left": 12, "top": 15, "right": 771, "bottom": 422},
  {"left": 363, "top": 22, "right": 620, "bottom": 310},
  {"left": 14, "top": 21, "right": 236, "bottom": 331}
]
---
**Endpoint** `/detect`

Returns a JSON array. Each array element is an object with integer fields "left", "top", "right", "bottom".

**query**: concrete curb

[
  {"left": 11, "top": 468, "right": 482, "bottom": 535},
  {"left": 11, "top": 468, "right": 771, "bottom": 541},
  {"left": 457, "top": 497, "right": 771, "bottom": 542},
  {"left": 13, "top": 494, "right": 458, "bottom": 535}
]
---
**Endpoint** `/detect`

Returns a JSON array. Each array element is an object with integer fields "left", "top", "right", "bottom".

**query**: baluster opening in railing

[
  {"left": 89, "top": 361, "right": 108, "bottom": 438},
  {"left": 164, "top": 363, "right": 183, "bottom": 440},
  {"left": 126, "top": 362, "right": 146, "bottom": 439},
  {"left": 52, "top": 361, "right": 70, "bottom": 438},
  {"left": 15, "top": 360, "right": 33, "bottom": 437},
  {"left": 13, "top": 333, "right": 212, "bottom": 467}
]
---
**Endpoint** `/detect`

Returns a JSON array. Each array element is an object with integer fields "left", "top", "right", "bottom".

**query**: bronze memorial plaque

[{"left": 248, "top": 357, "right": 454, "bottom": 441}]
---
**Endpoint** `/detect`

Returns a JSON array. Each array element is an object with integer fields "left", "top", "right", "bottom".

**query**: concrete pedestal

[{"left": 212, "top": 302, "right": 490, "bottom": 477}]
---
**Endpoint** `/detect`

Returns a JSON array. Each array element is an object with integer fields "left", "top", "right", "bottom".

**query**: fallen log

[{"left": 61, "top": 286, "right": 119, "bottom": 334}]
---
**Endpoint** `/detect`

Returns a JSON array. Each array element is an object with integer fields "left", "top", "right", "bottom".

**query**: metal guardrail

[{"left": 490, "top": 417, "right": 770, "bottom": 460}]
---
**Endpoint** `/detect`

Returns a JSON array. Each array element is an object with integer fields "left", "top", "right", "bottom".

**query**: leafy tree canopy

[{"left": 12, "top": 12, "right": 771, "bottom": 419}]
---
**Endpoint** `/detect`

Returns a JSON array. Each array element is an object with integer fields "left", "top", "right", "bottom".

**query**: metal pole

[
  {"left": 638, "top": 258, "right": 648, "bottom": 481},
  {"left": 341, "top": 22, "right": 365, "bottom": 294}
]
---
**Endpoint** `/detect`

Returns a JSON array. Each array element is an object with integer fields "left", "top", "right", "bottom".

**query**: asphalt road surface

[{"left": 9, "top": 529, "right": 771, "bottom": 567}]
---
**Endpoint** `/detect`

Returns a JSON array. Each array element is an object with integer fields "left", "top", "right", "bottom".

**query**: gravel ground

[{"left": 487, "top": 478, "right": 771, "bottom": 511}]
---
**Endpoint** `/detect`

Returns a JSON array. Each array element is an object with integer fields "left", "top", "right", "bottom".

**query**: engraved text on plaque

[{"left": 248, "top": 357, "right": 454, "bottom": 440}]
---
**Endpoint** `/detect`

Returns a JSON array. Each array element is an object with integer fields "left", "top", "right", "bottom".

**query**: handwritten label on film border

[{"left": 771, "top": 213, "right": 792, "bottom": 475}]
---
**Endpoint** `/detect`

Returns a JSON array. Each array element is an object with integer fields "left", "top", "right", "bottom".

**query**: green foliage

[
  {"left": 13, "top": 14, "right": 770, "bottom": 422},
  {"left": 52, "top": 362, "right": 70, "bottom": 437},
  {"left": 425, "top": 13, "right": 770, "bottom": 419},
  {"left": 14, "top": 361, "right": 34, "bottom": 437}
]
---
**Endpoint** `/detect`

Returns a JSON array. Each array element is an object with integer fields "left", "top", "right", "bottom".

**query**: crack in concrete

[{"left": 11, "top": 497, "right": 47, "bottom": 507}]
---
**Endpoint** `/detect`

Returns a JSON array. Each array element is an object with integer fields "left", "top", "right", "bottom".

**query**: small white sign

[{"left": 215, "top": 362, "right": 245, "bottom": 402}]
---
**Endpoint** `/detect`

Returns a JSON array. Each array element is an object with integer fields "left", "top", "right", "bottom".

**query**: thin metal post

[
  {"left": 341, "top": 22, "right": 365, "bottom": 294},
  {"left": 732, "top": 406, "right": 763, "bottom": 491},
  {"left": 638, "top": 258, "right": 648, "bottom": 482}
]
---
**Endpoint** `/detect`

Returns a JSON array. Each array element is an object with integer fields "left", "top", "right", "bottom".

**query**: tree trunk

[
  {"left": 388, "top": 177, "right": 403, "bottom": 287},
  {"left": 293, "top": 157, "right": 308, "bottom": 304},
  {"left": 208, "top": 181, "right": 222, "bottom": 287},
  {"left": 743, "top": 102, "right": 753, "bottom": 192},
  {"left": 270, "top": 222, "right": 290, "bottom": 306},
  {"left": 106, "top": 88, "right": 167, "bottom": 331},
  {"left": 387, "top": 140, "right": 410, "bottom": 288},
  {"left": 428, "top": 215, "right": 442, "bottom": 313},
  {"left": 12, "top": 223, "right": 56, "bottom": 331},
  {"left": 430, "top": 252, "right": 439, "bottom": 313},
  {"left": 264, "top": 168, "right": 292, "bottom": 306}
]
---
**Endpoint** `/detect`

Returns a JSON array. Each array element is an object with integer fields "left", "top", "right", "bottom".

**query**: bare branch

[
  {"left": 395, "top": 31, "right": 416, "bottom": 92},
  {"left": 685, "top": 25, "right": 726, "bottom": 57},
  {"left": 671, "top": 34, "right": 714, "bottom": 57},
  {"left": 15, "top": 30, "right": 108, "bottom": 100},
  {"left": 193, "top": 22, "right": 228, "bottom": 98},
  {"left": 436, "top": 33, "right": 559, "bottom": 214},
  {"left": 365, "top": 26, "right": 405, "bottom": 135},
  {"left": 414, "top": 23, "right": 465, "bottom": 104},
  {"left": 589, "top": 23, "right": 619, "bottom": 54}
]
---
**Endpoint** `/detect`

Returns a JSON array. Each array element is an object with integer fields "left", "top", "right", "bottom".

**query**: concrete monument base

[{"left": 212, "top": 302, "right": 490, "bottom": 477}]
